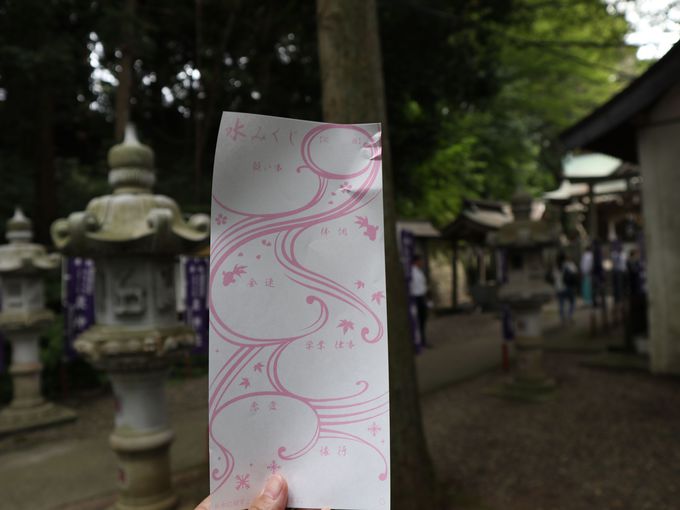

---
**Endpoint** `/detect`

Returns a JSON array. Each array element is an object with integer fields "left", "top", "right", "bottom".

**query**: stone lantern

[
  {"left": 491, "top": 191, "right": 561, "bottom": 396},
  {"left": 0, "top": 208, "right": 76, "bottom": 434},
  {"left": 51, "top": 126, "right": 209, "bottom": 510}
]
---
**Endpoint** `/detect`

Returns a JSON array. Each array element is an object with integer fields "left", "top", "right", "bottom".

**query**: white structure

[{"left": 561, "top": 42, "right": 680, "bottom": 374}]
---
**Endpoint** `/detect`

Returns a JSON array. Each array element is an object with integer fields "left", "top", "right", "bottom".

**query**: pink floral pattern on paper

[
  {"left": 355, "top": 215, "right": 379, "bottom": 241},
  {"left": 337, "top": 319, "right": 355, "bottom": 334},
  {"left": 222, "top": 265, "right": 247, "bottom": 286},
  {"left": 209, "top": 121, "right": 389, "bottom": 504},
  {"left": 371, "top": 291, "right": 385, "bottom": 305},
  {"left": 235, "top": 474, "right": 250, "bottom": 490}
]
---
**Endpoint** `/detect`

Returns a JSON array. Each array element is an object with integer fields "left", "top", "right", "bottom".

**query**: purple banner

[
  {"left": 399, "top": 230, "right": 422, "bottom": 351},
  {"left": 0, "top": 290, "right": 4, "bottom": 373},
  {"left": 63, "top": 257, "right": 96, "bottom": 359},
  {"left": 185, "top": 257, "right": 209, "bottom": 353}
]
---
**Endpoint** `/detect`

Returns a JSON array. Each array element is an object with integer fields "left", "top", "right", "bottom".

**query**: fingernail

[{"left": 263, "top": 474, "right": 284, "bottom": 499}]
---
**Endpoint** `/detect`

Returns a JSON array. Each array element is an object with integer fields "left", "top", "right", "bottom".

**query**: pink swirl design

[{"left": 209, "top": 125, "right": 388, "bottom": 493}]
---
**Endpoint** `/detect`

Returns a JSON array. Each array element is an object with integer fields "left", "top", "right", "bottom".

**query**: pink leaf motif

[
  {"left": 253, "top": 362, "right": 264, "bottom": 373},
  {"left": 371, "top": 291, "right": 385, "bottom": 305},
  {"left": 339, "top": 182, "right": 353, "bottom": 193},
  {"left": 239, "top": 377, "right": 250, "bottom": 389},
  {"left": 355, "top": 280, "right": 365, "bottom": 289},
  {"left": 235, "top": 474, "right": 250, "bottom": 490},
  {"left": 222, "top": 265, "right": 247, "bottom": 286},
  {"left": 337, "top": 319, "right": 355, "bottom": 335},
  {"left": 355, "top": 216, "right": 379, "bottom": 241}
]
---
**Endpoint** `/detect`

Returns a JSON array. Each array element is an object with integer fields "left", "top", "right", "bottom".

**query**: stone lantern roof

[
  {"left": 0, "top": 208, "right": 60, "bottom": 275},
  {"left": 50, "top": 125, "right": 209, "bottom": 256},
  {"left": 491, "top": 191, "right": 561, "bottom": 248}
]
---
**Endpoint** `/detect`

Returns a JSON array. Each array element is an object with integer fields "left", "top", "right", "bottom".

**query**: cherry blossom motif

[
  {"left": 261, "top": 239, "right": 272, "bottom": 247},
  {"left": 216, "top": 213, "right": 228, "bottom": 225},
  {"left": 253, "top": 362, "right": 264, "bottom": 373},
  {"left": 222, "top": 265, "right": 247, "bottom": 286},
  {"left": 355, "top": 280, "right": 365, "bottom": 289},
  {"left": 337, "top": 319, "right": 355, "bottom": 334},
  {"left": 339, "top": 182, "right": 353, "bottom": 193},
  {"left": 235, "top": 474, "right": 250, "bottom": 490},
  {"left": 371, "top": 291, "right": 385, "bottom": 305},
  {"left": 238, "top": 252, "right": 244, "bottom": 257},
  {"left": 355, "top": 215, "right": 379, "bottom": 241},
  {"left": 239, "top": 377, "right": 250, "bottom": 389},
  {"left": 368, "top": 422, "right": 382, "bottom": 437},
  {"left": 256, "top": 255, "right": 262, "bottom": 260},
  {"left": 267, "top": 460, "right": 281, "bottom": 474}
]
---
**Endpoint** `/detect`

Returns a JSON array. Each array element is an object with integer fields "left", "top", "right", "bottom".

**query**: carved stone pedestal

[
  {"left": 499, "top": 304, "right": 556, "bottom": 400},
  {"left": 109, "top": 369, "right": 177, "bottom": 510}
]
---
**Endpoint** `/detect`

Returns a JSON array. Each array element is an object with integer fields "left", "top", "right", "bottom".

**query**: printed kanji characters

[{"left": 225, "top": 117, "right": 246, "bottom": 141}]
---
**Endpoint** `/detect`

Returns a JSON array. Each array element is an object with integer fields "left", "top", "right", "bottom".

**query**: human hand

[{"left": 193, "top": 474, "right": 330, "bottom": 510}]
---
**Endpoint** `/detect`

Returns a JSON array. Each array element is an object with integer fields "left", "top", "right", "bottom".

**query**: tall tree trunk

[
  {"left": 34, "top": 85, "right": 58, "bottom": 244},
  {"left": 194, "top": 0, "right": 204, "bottom": 202},
  {"left": 114, "top": 0, "right": 136, "bottom": 142},
  {"left": 194, "top": 0, "right": 242, "bottom": 204},
  {"left": 316, "top": 2, "right": 437, "bottom": 509}
]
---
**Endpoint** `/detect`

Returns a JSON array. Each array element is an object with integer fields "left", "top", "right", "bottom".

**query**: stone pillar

[
  {"left": 588, "top": 184, "right": 598, "bottom": 240},
  {"left": 451, "top": 242, "right": 458, "bottom": 309},
  {"left": 478, "top": 249, "right": 487, "bottom": 284},
  {"left": 109, "top": 368, "right": 176, "bottom": 510},
  {"left": 0, "top": 209, "right": 76, "bottom": 434},
  {"left": 512, "top": 305, "right": 549, "bottom": 385}
]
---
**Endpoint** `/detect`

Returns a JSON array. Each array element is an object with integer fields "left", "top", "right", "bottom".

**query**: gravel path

[
  {"left": 423, "top": 351, "right": 680, "bottom": 510},
  {"left": 2, "top": 310, "right": 679, "bottom": 510}
]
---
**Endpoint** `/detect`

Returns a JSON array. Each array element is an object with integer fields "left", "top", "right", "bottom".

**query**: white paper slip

[{"left": 209, "top": 112, "right": 390, "bottom": 510}]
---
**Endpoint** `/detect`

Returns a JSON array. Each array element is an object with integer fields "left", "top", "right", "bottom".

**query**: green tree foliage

[
  {"left": 0, "top": 0, "right": 647, "bottom": 237},
  {"left": 398, "top": 0, "right": 640, "bottom": 226},
  {"left": 0, "top": 0, "right": 107, "bottom": 241}
]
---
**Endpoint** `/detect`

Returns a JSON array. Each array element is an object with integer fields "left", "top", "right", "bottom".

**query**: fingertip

[{"left": 262, "top": 473, "right": 286, "bottom": 500}]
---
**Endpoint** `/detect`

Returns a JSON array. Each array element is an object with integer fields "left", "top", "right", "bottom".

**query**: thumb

[{"left": 249, "top": 474, "right": 288, "bottom": 510}]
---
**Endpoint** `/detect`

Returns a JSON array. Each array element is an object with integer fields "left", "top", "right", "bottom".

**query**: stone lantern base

[
  {"left": 0, "top": 360, "right": 76, "bottom": 435},
  {"left": 0, "top": 399, "right": 77, "bottom": 435},
  {"left": 74, "top": 323, "right": 197, "bottom": 510},
  {"left": 493, "top": 301, "right": 557, "bottom": 401},
  {"left": 0, "top": 315, "right": 76, "bottom": 435}
]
